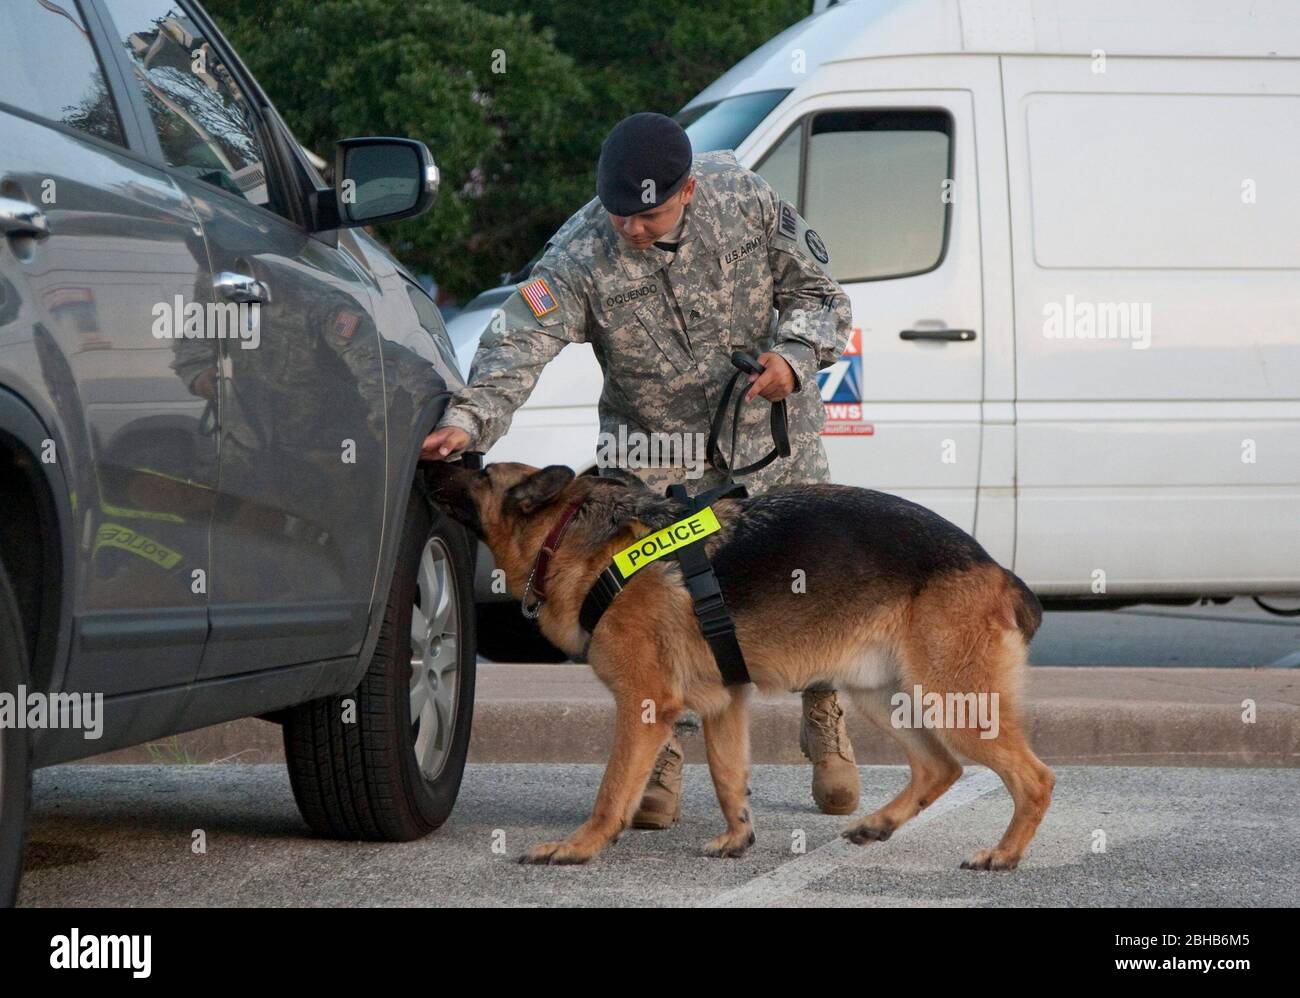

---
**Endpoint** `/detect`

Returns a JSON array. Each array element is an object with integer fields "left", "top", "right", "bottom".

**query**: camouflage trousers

[{"left": 671, "top": 685, "right": 833, "bottom": 738}]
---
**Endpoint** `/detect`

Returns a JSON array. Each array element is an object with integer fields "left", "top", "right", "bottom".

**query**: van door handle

[
  {"left": 899, "top": 329, "right": 976, "bottom": 342},
  {"left": 214, "top": 271, "right": 270, "bottom": 304},
  {"left": 0, "top": 196, "right": 50, "bottom": 240}
]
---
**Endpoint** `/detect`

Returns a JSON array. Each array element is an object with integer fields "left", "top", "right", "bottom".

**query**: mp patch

[
  {"left": 779, "top": 200, "right": 798, "bottom": 239},
  {"left": 805, "top": 228, "right": 829, "bottom": 264},
  {"left": 520, "top": 277, "right": 558, "bottom": 318}
]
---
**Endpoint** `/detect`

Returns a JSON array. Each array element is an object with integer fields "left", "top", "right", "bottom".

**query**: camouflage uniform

[{"left": 436, "top": 151, "right": 851, "bottom": 491}]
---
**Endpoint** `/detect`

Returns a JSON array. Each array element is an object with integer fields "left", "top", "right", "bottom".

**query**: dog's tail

[{"left": 1003, "top": 569, "right": 1043, "bottom": 641}]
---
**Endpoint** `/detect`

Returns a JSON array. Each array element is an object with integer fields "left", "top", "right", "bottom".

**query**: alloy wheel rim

[{"left": 408, "top": 536, "right": 459, "bottom": 783}]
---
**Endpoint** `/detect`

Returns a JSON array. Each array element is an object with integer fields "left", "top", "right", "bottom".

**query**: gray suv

[{"left": 0, "top": 0, "right": 477, "bottom": 904}]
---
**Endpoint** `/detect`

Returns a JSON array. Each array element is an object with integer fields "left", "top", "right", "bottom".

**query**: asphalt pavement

[
  {"left": 19, "top": 762, "right": 1300, "bottom": 907},
  {"left": 26, "top": 598, "right": 1299, "bottom": 907}
]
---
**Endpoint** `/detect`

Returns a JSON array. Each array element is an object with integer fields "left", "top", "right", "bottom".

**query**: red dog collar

[{"left": 520, "top": 497, "right": 586, "bottom": 618}]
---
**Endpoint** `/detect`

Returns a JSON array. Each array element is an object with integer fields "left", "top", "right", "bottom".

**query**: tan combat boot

[
  {"left": 800, "top": 689, "right": 860, "bottom": 815},
  {"left": 631, "top": 735, "right": 684, "bottom": 829}
]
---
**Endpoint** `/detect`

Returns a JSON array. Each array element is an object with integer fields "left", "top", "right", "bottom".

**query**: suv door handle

[
  {"left": 214, "top": 271, "right": 270, "bottom": 304},
  {"left": 0, "top": 196, "right": 50, "bottom": 240},
  {"left": 899, "top": 328, "right": 976, "bottom": 342}
]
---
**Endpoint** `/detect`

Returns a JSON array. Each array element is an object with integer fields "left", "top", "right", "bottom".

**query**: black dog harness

[
  {"left": 578, "top": 352, "right": 794, "bottom": 686},
  {"left": 577, "top": 352, "right": 795, "bottom": 686},
  {"left": 579, "top": 480, "right": 751, "bottom": 685}
]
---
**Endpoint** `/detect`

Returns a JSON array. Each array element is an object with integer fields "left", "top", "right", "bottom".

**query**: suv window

[
  {"left": 100, "top": 0, "right": 279, "bottom": 211},
  {"left": 0, "top": 0, "right": 125, "bottom": 145}
]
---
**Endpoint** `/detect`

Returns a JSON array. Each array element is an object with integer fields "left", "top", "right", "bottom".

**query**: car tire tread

[{"left": 283, "top": 492, "right": 474, "bottom": 842}]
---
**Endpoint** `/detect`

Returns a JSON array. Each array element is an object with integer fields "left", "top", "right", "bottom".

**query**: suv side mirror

[{"left": 331, "top": 137, "right": 439, "bottom": 228}]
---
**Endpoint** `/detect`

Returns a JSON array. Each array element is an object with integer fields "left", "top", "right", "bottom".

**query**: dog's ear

[{"left": 503, "top": 465, "right": 576, "bottom": 516}]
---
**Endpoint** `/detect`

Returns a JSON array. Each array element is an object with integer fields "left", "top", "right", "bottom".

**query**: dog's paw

[
  {"left": 841, "top": 817, "right": 894, "bottom": 846},
  {"left": 959, "top": 847, "right": 1020, "bottom": 871},
  {"left": 703, "top": 829, "right": 756, "bottom": 858},
  {"left": 518, "top": 840, "right": 595, "bottom": 866}
]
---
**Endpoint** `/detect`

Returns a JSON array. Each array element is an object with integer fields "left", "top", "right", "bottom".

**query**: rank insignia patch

[
  {"left": 779, "top": 200, "right": 798, "bottom": 239},
  {"left": 520, "top": 277, "right": 558, "bottom": 318}
]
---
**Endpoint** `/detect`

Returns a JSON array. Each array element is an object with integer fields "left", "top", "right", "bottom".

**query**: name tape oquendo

[{"left": 613, "top": 507, "right": 722, "bottom": 578}]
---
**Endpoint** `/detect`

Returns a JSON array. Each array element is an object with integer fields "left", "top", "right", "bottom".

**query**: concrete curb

[{"left": 79, "top": 665, "right": 1299, "bottom": 768}]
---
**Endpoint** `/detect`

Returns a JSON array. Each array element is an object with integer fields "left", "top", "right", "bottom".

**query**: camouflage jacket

[{"left": 437, "top": 150, "right": 852, "bottom": 494}]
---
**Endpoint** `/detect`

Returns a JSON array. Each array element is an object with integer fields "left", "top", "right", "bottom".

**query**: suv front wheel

[
  {"left": 0, "top": 558, "right": 31, "bottom": 906},
  {"left": 283, "top": 491, "right": 475, "bottom": 840}
]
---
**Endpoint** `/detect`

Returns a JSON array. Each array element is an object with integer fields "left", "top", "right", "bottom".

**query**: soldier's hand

[
  {"left": 190, "top": 367, "right": 218, "bottom": 401},
  {"left": 421, "top": 426, "right": 471, "bottom": 461},
  {"left": 745, "top": 352, "right": 797, "bottom": 402}
]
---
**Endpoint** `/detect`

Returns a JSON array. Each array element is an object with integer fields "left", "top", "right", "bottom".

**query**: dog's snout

[
  {"left": 425, "top": 462, "right": 485, "bottom": 536},
  {"left": 425, "top": 461, "right": 474, "bottom": 491}
]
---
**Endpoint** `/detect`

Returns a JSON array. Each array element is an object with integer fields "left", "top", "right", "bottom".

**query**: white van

[{"left": 451, "top": 0, "right": 1300, "bottom": 614}]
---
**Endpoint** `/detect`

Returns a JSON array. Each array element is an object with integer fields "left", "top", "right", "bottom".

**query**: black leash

[{"left": 707, "top": 351, "right": 791, "bottom": 477}]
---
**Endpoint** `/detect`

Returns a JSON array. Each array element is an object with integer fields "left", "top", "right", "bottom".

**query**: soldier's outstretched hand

[
  {"left": 745, "top": 352, "right": 797, "bottom": 402},
  {"left": 421, "top": 426, "right": 471, "bottom": 461}
]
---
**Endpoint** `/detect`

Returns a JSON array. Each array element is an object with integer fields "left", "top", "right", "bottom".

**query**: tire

[
  {"left": 283, "top": 491, "right": 476, "bottom": 841},
  {"left": 475, "top": 599, "right": 568, "bottom": 663},
  {"left": 0, "top": 557, "right": 31, "bottom": 907}
]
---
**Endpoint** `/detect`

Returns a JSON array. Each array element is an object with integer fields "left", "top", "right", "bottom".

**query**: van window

[
  {"left": 101, "top": 0, "right": 279, "bottom": 212},
  {"left": 676, "top": 89, "right": 791, "bottom": 154},
  {"left": 803, "top": 109, "right": 951, "bottom": 282},
  {"left": 0, "top": 1, "right": 125, "bottom": 145},
  {"left": 754, "top": 125, "right": 801, "bottom": 205}
]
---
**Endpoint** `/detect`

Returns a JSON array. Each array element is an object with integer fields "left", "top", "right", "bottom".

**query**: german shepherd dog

[{"left": 430, "top": 462, "right": 1054, "bottom": 869}]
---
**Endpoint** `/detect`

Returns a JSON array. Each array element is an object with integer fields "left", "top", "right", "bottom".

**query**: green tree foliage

[
  {"left": 477, "top": 0, "right": 808, "bottom": 123},
  {"left": 207, "top": 0, "right": 807, "bottom": 299}
]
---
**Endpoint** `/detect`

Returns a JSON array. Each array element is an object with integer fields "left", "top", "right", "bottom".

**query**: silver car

[{"left": 0, "top": 0, "right": 477, "bottom": 904}]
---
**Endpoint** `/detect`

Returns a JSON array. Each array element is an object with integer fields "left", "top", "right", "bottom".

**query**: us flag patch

[
  {"left": 520, "top": 277, "right": 558, "bottom": 318},
  {"left": 331, "top": 310, "right": 359, "bottom": 340}
]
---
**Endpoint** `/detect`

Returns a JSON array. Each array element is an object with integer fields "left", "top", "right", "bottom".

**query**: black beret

[{"left": 597, "top": 113, "right": 692, "bottom": 216}]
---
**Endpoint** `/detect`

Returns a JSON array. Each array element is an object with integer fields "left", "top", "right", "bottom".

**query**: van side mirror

[{"left": 331, "top": 137, "right": 439, "bottom": 228}]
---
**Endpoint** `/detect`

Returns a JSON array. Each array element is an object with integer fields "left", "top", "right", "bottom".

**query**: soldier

[{"left": 423, "top": 112, "right": 860, "bottom": 823}]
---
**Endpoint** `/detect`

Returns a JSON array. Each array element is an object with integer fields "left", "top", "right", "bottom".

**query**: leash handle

[
  {"left": 708, "top": 352, "right": 792, "bottom": 476},
  {"left": 733, "top": 352, "right": 791, "bottom": 461},
  {"left": 730, "top": 350, "right": 765, "bottom": 376}
]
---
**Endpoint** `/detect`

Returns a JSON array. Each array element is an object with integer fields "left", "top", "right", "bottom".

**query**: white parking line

[{"left": 699, "top": 767, "right": 1004, "bottom": 908}]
